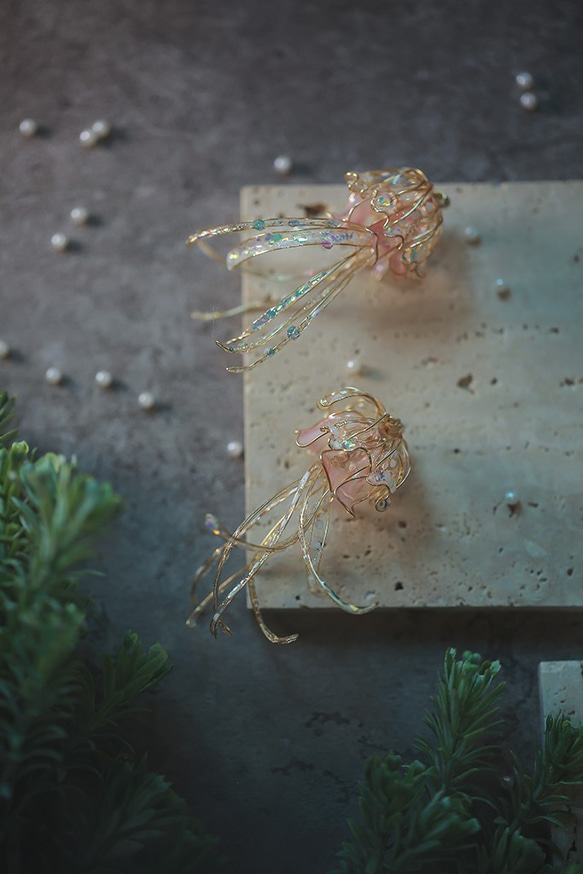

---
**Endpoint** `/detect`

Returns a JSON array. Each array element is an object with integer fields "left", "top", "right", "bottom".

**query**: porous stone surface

[{"left": 242, "top": 182, "right": 583, "bottom": 610}]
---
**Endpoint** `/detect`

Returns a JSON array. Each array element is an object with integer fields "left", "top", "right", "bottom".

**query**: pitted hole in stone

[
  {"left": 567, "top": 568, "right": 574, "bottom": 576},
  {"left": 398, "top": 520, "right": 407, "bottom": 529},
  {"left": 457, "top": 373, "right": 473, "bottom": 391},
  {"left": 394, "top": 581, "right": 404, "bottom": 591}
]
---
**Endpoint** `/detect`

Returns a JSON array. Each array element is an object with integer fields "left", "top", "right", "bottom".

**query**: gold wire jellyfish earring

[
  {"left": 187, "top": 387, "right": 411, "bottom": 644},
  {"left": 187, "top": 167, "right": 448, "bottom": 371}
]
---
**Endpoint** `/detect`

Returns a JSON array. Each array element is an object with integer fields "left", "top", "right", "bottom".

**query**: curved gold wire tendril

[
  {"left": 187, "top": 168, "right": 447, "bottom": 370},
  {"left": 187, "top": 387, "right": 411, "bottom": 644}
]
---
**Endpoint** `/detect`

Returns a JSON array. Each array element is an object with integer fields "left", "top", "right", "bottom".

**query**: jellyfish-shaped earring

[
  {"left": 188, "top": 167, "right": 448, "bottom": 371},
  {"left": 187, "top": 387, "right": 411, "bottom": 644}
]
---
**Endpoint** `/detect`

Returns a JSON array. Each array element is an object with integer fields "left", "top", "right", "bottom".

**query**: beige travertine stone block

[
  {"left": 539, "top": 661, "right": 583, "bottom": 865},
  {"left": 239, "top": 182, "right": 583, "bottom": 610}
]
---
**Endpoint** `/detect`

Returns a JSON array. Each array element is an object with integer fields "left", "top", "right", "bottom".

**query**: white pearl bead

[
  {"left": 505, "top": 490, "right": 520, "bottom": 507},
  {"left": 0, "top": 340, "right": 10, "bottom": 359},
  {"left": 51, "top": 232, "right": 69, "bottom": 253},
  {"left": 138, "top": 391, "right": 155, "bottom": 411},
  {"left": 70, "top": 207, "right": 89, "bottom": 226},
  {"left": 226, "top": 440, "right": 244, "bottom": 459},
  {"left": 19, "top": 118, "right": 38, "bottom": 138},
  {"left": 520, "top": 92, "right": 538, "bottom": 111},
  {"left": 273, "top": 154, "right": 292, "bottom": 175},
  {"left": 91, "top": 119, "right": 111, "bottom": 139},
  {"left": 346, "top": 357, "right": 362, "bottom": 376},
  {"left": 45, "top": 366, "right": 63, "bottom": 386},
  {"left": 515, "top": 71, "right": 534, "bottom": 91},
  {"left": 79, "top": 129, "right": 99, "bottom": 148},
  {"left": 95, "top": 370, "right": 113, "bottom": 389},
  {"left": 464, "top": 225, "right": 481, "bottom": 245}
]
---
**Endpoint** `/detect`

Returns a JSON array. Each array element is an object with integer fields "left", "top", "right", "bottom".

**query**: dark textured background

[{"left": 1, "top": 2, "right": 582, "bottom": 871}]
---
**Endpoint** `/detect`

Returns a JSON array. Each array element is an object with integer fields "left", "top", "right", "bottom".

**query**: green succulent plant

[
  {"left": 0, "top": 391, "right": 220, "bottom": 874},
  {"left": 334, "top": 648, "right": 583, "bottom": 874}
]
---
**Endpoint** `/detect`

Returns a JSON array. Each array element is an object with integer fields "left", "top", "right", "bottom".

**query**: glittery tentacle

[
  {"left": 187, "top": 475, "right": 309, "bottom": 622},
  {"left": 297, "top": 473, "right": 378, "bottom": 614},
  {"left": 188, "top": 466, "right": 328, "bottom": 644},
  {"left": 187, "top": 217, "right": 371, "bottom": 260},
  {"left": 209, "top": 466, "right": 323, "bottom": 642},
  {"left": 223, "top": 222, "right": 373, "bottom": 270},
  {"left": 221, "top": 247, "right": 374, "bottom": 372},
  {"left": 296, "top": 477, "right": 331, "bottom": 595}
]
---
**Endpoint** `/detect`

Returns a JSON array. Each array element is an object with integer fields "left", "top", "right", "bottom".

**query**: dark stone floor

[{"left": 1, "top": 2, "right": 582, "bottom": 871}]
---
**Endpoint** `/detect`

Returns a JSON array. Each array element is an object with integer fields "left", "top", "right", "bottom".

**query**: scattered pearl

[
  {"left": 464, "top": 225, "right": 481, "bottom": 245},
  {"left": 505, "top": 490, "right": 520, "bottom": 508},
  {"left": 519, "top": 92, "right": 538, "bottom": 112},
  {"left": 51, "top": 232, "right": 69, "bottom": 253},
  {"left": 95, "top": 370, "right": 113, "bottom": 389},
  {"left": 79, "top": 129, "right": 99, "bottom": 148},
  {"left": 19, "top": 118, "right": 38, "bottom": 138},
  {"left": 495, "top": 278, "right": 510, "bottom": 299},
  {"left": 138, "top": 391, "right": 155, "bottom": 411},
  {"left": 273, "top": 154, "right": 292, "bottom": 175},
  {"left": 91, "top": 119, "right": 111, "bottom": 140},
  {"left": 515, "top": 71, "right": 534, "bottom": 91},
  {"left": 0, "top": 340, "right": 10, "bottom": 360},
  {"left": 346, "top": 357, "right": 363, "bottom": 376},
  {"left": 45, "top": 366, "right": 63, "bottom": 386},
  {"left": 70, "top": 206, "right": 89, "bottom": 226},
  {"left": 226, "top": 440, "right": 244, "bottom": 459}
]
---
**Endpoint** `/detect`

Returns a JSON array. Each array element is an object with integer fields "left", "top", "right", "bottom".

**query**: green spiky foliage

[
  {"left": 0, "top": 391, "right": 220, "bottom": 873},
  {"left": 334, "top": 649, "right": 583, "bottom": 874}
]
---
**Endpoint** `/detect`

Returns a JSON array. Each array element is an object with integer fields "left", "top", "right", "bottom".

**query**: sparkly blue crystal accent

[
  {"left": 252, "top": 219, "right": 265, "bottom": 230},
  {"left": 287, "top": 326, "right": 300, "bottom": 339},
  {"left": 205, "top": 514, "right": 220, "bottom": 532},
  {"left": 267, "top": 348, "right": 275, "bottom": 356}
]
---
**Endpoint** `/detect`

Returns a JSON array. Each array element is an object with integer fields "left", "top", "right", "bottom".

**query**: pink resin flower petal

[
  {"left": 321, "top": 448, "right": 372, "bottom": 514},
  {"left": 296, "top": 420, "right": 331, "bottom": 455}
]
